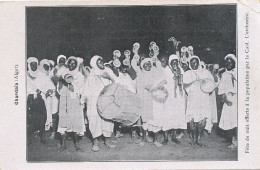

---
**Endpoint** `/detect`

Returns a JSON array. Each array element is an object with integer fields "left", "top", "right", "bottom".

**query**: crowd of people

[{"left": 27, "top": 37, "right": 237, "bottom": 153}]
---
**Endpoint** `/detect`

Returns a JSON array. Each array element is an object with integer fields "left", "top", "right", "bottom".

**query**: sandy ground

[{"left": 27, "top": 128, "right": 237, "bottom": 162}]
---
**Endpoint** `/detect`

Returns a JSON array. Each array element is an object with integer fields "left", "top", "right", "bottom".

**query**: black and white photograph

[{"left": 25, "top": 5, "right": 238, "bottom": 161}]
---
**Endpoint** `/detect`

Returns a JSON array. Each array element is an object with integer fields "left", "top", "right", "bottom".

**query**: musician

[
  {"left": 183, "top": 55, "right": 215, "bottom": 147},
  {"left": 27, "top": 57, "right": 47, "bottom": 145},
  {"left": 113, "top": 54, "right": 138, "bottom": 138},
  {"left": 56, "top": 57, "right": 86, "bottom": 152},
  {"left": 82, "top": 55, "right": 117, "bottom": 152},
  {"left": 53, "top": 55, "right": 67, "bottom": 76},
  {"left": 38, "top": 59, "right": 56, "bottom": 131},
  {"left": 136, "top": 57, "right": 167, "bottom": 147},
  {"left": 162, "top": 54, "right": 187, "bottom": 145},
  {"left": 218, "top": 54, "right": 237, "bottom": 150}
]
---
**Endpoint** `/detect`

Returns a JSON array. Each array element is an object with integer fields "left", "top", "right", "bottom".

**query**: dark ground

[{"left": 27, "top": 128, "right": 237, "bottom": 162}]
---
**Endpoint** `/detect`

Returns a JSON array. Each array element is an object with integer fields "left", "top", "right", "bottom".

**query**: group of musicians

[{"left": 27, "top": 38, "right": 237, "bottom": 152}]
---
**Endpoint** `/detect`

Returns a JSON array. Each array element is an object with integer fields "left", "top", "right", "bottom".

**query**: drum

[
  {"left": 97, "top": 83, "right": 143, "bottom": 126},
  {"left": 200, "top": 78, "right": 216, "bottom": 93}
]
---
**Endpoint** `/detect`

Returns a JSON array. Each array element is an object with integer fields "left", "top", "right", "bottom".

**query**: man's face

[
  {"left": 170, "top": 59, "right": 179, "bottom": 69},
  {"left": 30, "top": 62, "right": 37, "bottom": 71},
  {"left": 96, "top": 58, "right": 105, "bottom": 70},
  {"left": 68, "top": 59, "right": 77, "bottom": 71},
  {"left": 181, "top": 63, "right": 189, "bottom": 72},
  {"left": 59, "top": 58, "right": 66, "bottom": 65},
  {"left": 143, "top": 61, "right": 152, "bottom": 71},
  {"left": 160, "top": 58, "right": 168, "bottom": 68},
  {"left": 225, "top": 58, "right": 235, "bottom": 71},
  {"left": 43, "top": 64, "right": 50, "bottom": 72},
  {"left": 190, "top": 58, "right": 199, "bottom": 70}
]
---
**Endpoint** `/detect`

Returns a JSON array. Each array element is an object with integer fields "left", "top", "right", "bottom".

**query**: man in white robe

[{"left": 82, "top": 55, "right": 117, "bottom": 152}]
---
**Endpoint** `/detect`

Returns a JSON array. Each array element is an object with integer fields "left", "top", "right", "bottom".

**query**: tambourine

[
  {"left": 200, "top": 78, "right": 216, "bottom": 93},
  {"left": 124, "top": 50, "right": 131, "bottom": 59},
  {"left": 149, "top": 51, "right": 154, "bottom": 58},
  {"left": 151, "top": 86, "right": 169, "bottom": 103},
  {"left": 64, "top": 73, "right": 73, "bottom": 84},
  {"left": 151, "top": 56, "right": 157, "bottom": 63},
  {"left": 149, "top": 41, "right": 156, "bottom": 50},
  {"left": 181, "top": 46, "right": 187, "bottom": 53},
  {"left": 133, "top": 54, "right": 140, "bottom": 61},
  {"left": 213, "top": 64, "right": 219, "bottom": 70},
  {"left": 113, "top": 50, "right": 121, "bottom": 58},
  {"left": 133, "top": 42, "right": 140, "bottom": 49},
  {"left": 123, "top": 59, "right": 130, "bottom": 66},
  {"left": 113, "top": 59, "right": 121, "bottom": 68},
  {"left": 181, "top": 57, "right": 188, "bottom": 64},
  {"left": 152, "top": 45, "right": 159, "bottom": 51}
]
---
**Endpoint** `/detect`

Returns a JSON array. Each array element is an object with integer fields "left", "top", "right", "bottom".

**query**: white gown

[
  {"left": 82, "top": 70, "right": 114, "bottom": 139},
  {"left": 218, "top": 71, "right": 237, "bottom": 130},
  {"left": 183, "top": 69, "right": 214, "bottom": 123}
]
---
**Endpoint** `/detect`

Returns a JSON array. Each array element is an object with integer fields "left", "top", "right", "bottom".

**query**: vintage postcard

[{"left": 0, "top": 0, "right": 259, "bottom": 169}]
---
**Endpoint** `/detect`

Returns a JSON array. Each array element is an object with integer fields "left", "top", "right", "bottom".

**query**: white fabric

[
  {"left": 57, "top": 55, "right": 66, "bottom": 64},
  {"left": 140, "top": 58, "right": 152, "bottom": 70},
  {"left": 27, "top": 57, "right": 39, "bottom": 78},
  {"left": 183, "top": 65, "right": 214, "bottom": 123},
  {"left": 38, "top": 59, "right": 56, "bottom": 130},
  {"left": 117, "top": 72, "right": 136, "bottom": 93},
  {"left": 218, "top": 71, "right": 237, "bottom": 130},
  {"left": 163, "top": 66, "right": 187, "bottom": 130},
  {"left": 81, "top": 56, "right": 114, "bottom": 139}
]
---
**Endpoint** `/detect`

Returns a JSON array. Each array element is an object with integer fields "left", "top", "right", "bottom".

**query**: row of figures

[{"left": 27, "top": 37, "right": 237, "bottom": 152}]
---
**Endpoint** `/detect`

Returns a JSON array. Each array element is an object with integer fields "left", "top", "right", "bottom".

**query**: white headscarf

[
  {"left": 90, "top": 55, "right": 104, "bottom": 75},
  {"left": 224, "top": 54, "right": 237, "bottom": 66},
  {"left": 57, "top": 55, "right": 67, "bottom": 65},
  {"left": 27, "top": 57, "right": 39, "bottom": 78},
  {"left": 140, "top": 58, "right": 152, "bottom": 71},
  {"left": 188, "top": 55, "right": 202, "bottom": 71},
  {"left": 168, "top": 54, "right": 180, "bottom": 69},
  {"left": 38, "top": 59, "right": 51, "bottom": 76},
  {"left": 40, "top": 59, "right": 50, "bottom": 70},
  {"left": 66, "top": 56, "right": 82, "bottom": 75},
  {"left": 224, "top": 54, "right": 237, "bottom": 79}
]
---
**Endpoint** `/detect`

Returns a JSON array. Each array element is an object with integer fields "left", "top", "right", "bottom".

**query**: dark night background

[{"left": 26, "top": 5, "right": 236, "bottom": 66}]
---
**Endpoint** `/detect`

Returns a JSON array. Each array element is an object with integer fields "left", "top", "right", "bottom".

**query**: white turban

[
  {"left": 27, "top": 57, "right": 38, "bottom": 71},
  {"left": 39, "top": 59, "right": 51, "bottom": 74},
  {"left": 225, "top": 54, "right": 237, "bottom": 65},
  {"left": 90, "top": 55, "right": 102, "bottom": 70},
  {"left": 224, "top": 54, "right": 237, "bottom": 79},
  {"left": 40, "top": 59, "right": 50, "bottom": 67},
  {"left": 188, "top": 55, "right": 202, "bottom": 71},
  {"left": 140, "top": 58, "right": 152, "bottom": 70},
  {"left": 27, "top": 57, "right": 38, "bottom": 64},
  {"left": 57, "top": 55, "right": 67, "bottom": 64},
  {"left": 168, "top": 54, "right": 179, "bottom": 66}
]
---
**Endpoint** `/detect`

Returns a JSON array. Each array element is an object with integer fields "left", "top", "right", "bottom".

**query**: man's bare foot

[
  {"left": 172, "top": 138, "right": 181, "bottom": 144},
  {"left": 58, "top": 146, "right": 66, "bottom": 152},
  {"left": 196, "top": 142, "right": 205, "bottom": 147},
  {"left": 189, "top": 141, "right": 196, "bottom": 145}
]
